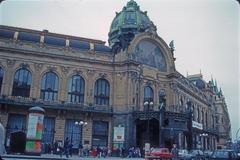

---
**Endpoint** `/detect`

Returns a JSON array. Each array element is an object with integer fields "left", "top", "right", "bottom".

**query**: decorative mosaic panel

[{"left": 133, "top": 40, "right": 167, "bottom": 72}]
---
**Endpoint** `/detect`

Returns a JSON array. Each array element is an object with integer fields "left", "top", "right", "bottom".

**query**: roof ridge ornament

[
  {"left": 169, "top": 40, "right": 176, "bottom": 61},
  {"left": 126, "top": 0, "right": 139, "bottom": 10}
]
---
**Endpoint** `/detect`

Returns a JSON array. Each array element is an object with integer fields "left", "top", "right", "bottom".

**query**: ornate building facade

[{"left": 0, "top": 0, "right": 231, "bottom": 152}]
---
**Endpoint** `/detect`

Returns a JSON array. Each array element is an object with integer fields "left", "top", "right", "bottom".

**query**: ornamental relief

[
  {"left": 87, "top": 69, "right": 95, "bottom": 76},
  {"left": 34, "top": 63, "right": 43, "bottom": 71},
  {"left": 73, "top": 68, "right": 83, "bottom": 75},
  {"left": 61, "top": 66, "right": 71, "bottom": 74},
  {"left": 19, "top": 63, "right": 29, "bottom": 69},
  {"left": 99, "top": 73, "right": 107, "bottom": 78},
  {"left": 47, "top": 65, "right": 57, "bottom": 72},
  {"left": 6, "top": 59, "right": 16, "bottom": 67}
]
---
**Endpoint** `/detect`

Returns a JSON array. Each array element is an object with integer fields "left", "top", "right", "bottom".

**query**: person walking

[
  {"left": 171, "top": 144, "right": 179, "bottom": 160},
  {"left": 0, "top": 121, "right": 6, "bottom": 160},
  {"left": 78, "top": 143, "right": 83, "bottom": 157},
  {"left": 64, "top": 137, "right": 70, "bottom": 158}
]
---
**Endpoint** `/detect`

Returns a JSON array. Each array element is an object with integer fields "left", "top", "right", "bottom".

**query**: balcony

[
  {"left": 202, "top": 126, "right": 218, "bottom": 135},
  {"left": 0, "top": 95, "right": 113, "bottom": 114}
]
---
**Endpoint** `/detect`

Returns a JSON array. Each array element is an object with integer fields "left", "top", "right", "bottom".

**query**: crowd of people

[{"left": 41, "top": 137, "right": 145, "bottom": 158}]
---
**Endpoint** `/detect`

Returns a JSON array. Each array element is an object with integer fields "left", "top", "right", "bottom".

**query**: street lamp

[
  {"left": 75, "top": 121, "right": 88, "bottom": 126},
  {"left": 73, "top": 120, "right": 87, "bottom": 148},
  {"left": 144, "top": 101, "right": 154, "bottom": 144}
]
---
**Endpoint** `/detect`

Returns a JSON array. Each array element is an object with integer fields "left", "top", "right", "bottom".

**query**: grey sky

[{"left": 0, "top": 0, "right": 239, "bottom": 139}]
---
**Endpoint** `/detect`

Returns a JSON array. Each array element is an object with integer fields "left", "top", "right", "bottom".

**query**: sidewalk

[{"left": 2, "top": 154, "right": 144, "bottom": 160}]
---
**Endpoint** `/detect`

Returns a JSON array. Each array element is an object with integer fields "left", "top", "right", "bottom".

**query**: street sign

[{"left": 192, "top": 121, "right": 203, "bottom": 130}]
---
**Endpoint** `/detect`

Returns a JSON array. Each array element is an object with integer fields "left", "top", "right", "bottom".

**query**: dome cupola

[{"left": 108, "top": 0, "right": 156, "bottom": 53}]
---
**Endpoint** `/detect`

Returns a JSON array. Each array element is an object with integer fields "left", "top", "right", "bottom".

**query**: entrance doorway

[
  {"left": 136, "top": 118, "right": 159, "bottom": 149},
  {"left": 164, "top": 138, "right": 173, "bottom": 150}
]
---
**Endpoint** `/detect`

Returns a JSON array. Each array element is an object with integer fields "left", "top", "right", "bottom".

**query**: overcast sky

[{"left": 0, "top": 0, "right": 239, "bottom": 139}]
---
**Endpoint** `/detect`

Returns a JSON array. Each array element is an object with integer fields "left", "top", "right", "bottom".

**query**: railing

[
  {"left": 202, "top": 126, "right": 218, "bottom": 135},
  {"left": 167, "top": 105, "right": 189, "bottom": 114},
  {"left": 0, "top": 95, "right": 113, "bottom": 113}
]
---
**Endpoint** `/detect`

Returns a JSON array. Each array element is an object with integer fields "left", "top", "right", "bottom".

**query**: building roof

[{"left": 0, "top": 25, "right": 112, "bottom": 54}]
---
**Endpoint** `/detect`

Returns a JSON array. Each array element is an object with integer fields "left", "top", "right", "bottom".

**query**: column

[{"left": 54, "top": 117, "right": 65, "bottom": 141}]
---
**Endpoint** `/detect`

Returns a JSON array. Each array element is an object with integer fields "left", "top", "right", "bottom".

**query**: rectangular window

[
  {"left": 42, "top": 117, "right": 55, "bottom": 145},
  {"left": 92, "top": 121, "right": 108, "bottom": 147},
  {"left": 64, "top": 119, "right": 82, "bottom": 149}
]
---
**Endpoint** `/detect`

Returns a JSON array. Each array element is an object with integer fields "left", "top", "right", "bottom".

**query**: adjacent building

[{"left": 0, "top": 0, "right": 231, "bottom": 152}]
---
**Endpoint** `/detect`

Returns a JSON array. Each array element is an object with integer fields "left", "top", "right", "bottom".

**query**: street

[{"left": 2, "top": 154, "right": 144, "bottom": 160}]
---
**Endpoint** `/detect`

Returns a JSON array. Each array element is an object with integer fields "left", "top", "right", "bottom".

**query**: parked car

[
  {"left": 189, "top": 149, "right": 205, "bottom": 160},
  {"left": 178, "top": 149, "right": 192, "bottom": 160},
  {"left": 145, "top": 148, "right": 173, "bottom": 160},
  {"left": 203, "top": 150, "right": 213, "bottom": 159},
  {"left": 211, "top": 150, "right": 238, "bottom": 160}
]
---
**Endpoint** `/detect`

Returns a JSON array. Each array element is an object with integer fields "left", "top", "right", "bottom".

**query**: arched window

[
  {"left": 68, "top": 75, "right": 85, "bottom": 103},
  {"left": 94, "top": 78, "right": 110, "bottom": 105},
  {"left": 159, "top": 89, "right": 166, "bottom": 109},
  {"left": 144, "top": 86, "right": 154, "bottom": 102},
  {"left": 0, "top": 67, "right": 3, "bottom": 93},
  {"left": 12, "top": 68, "right": 32, "bottom": 97},
  {"left": 40, "top": 72, "right": 59, "bottom": 101}
]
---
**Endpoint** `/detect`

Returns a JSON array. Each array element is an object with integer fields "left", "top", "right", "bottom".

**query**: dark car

[{"left": 211, "top": 150, "right": 238, "bottom": 160}]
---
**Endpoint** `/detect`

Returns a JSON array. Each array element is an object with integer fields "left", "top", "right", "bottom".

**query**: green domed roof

[{"left": 108, "top": 0, "right": 156, "bottom": 53}]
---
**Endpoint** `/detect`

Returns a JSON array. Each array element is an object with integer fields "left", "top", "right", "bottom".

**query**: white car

[{"left": 178, "top": 149, "right": 191, "bottom": 160}]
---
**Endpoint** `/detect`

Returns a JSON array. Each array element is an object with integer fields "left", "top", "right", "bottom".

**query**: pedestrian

[
  {"left": 68, "top": 141, "right": 73, "bottom": 157},
  {"left": 97, "top": 145, "right": 102, "bottom": 158},
  {"left": 121, "top": 147, "right": 125, "bottom": 157},
  {"left": 64, "top": 137, "right": 70, "bottom": 158},
  {"left": 58, "top": 140, "right": 63, "bottom": 157},
  {"left": 171, "top": 144, "right": 179, "bottom": 160},
  {"left": 54, "top": 140, "right": 58, "bottom": 154},
  {"left": 0, "top": 121, "right": 6, "bottom": 160},
  {"left": 78, "top": 143, "right": 83, "bottom": 157}
]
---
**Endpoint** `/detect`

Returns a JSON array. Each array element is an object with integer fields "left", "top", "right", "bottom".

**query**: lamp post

[
  {"left": 72, "top": 121, "right": 87, "bottom": 147},
  {"left": 200, "top": 133, "right": 208, "bottom": 150},
  {"left": 144, "top": 101, "right": 154, "bottom": 144}
]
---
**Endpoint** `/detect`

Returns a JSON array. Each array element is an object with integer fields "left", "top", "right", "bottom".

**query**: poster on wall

[
  {"left": 113, "top": 126, "right": 125, "bottom": 142},
  {"left": 26, "top": 113, "right": 44, "bottom": 140}
]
